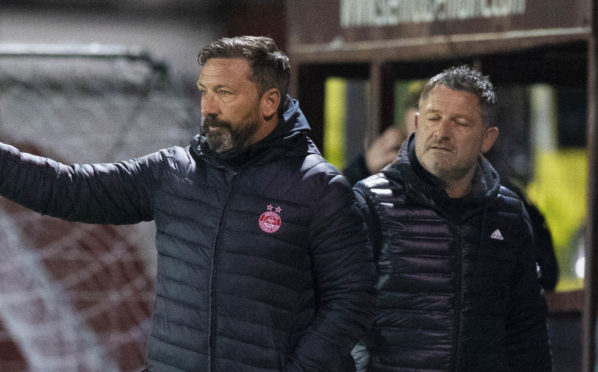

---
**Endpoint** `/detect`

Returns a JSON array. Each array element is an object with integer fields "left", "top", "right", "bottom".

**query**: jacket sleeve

[
  {"left": 353, "top": 182, "right": 383, "bottom": 260},
  {"left": 504, "top": 205, "right": 553, "bottom": 371},
  {"left": 0, "top": 141, "right": 160, "bottom": 224},
  {"left": 283, "top": 170, "right": 376, "bottom": 372},
  {"left": 350, "top": 181, "right": 385, "bottom": 372}
]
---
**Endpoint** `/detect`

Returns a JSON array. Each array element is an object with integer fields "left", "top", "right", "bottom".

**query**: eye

[
  {"left": 427, "top": 115, "right": 441, "bottom": 122},
  {"left": 217, "top": 90, "right": 231, "bottom": 96}
]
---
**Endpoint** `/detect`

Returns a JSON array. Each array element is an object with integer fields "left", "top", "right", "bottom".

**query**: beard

[
  {"left": 201, "top": 114, "right": 261, "bottom": 155},
  {"left": 416, "top": 138, "right": 476, "bottom": 185},
  {"left": 428, "top": 160, "right": 472, "bottom": 183}
]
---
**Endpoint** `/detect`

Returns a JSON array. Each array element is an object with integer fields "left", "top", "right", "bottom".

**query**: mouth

[
  {"left": 206, "top": 125, "right": 223, "bottom": 131},
  {"left": 202, "top": 117, "right": 231, "bottom": 135},
  {"left": 429, "top": 146, "right": 451, "bottom": 152}
]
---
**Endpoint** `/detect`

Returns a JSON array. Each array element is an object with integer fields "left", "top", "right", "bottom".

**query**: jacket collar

[{"left": 190, "top": 95, "right": 318, "bottom": 169}]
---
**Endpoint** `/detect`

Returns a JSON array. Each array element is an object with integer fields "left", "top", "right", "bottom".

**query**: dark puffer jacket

[
  {"left": 352, "top": 136, "right": 551, "bottom": 372},
  {"left": 0, "top": 98, "right": 375, "bottom": 372}
]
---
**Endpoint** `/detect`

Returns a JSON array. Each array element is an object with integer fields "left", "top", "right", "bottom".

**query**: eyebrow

[{"left": 196, "top": 82, "right": 230, "bottom": 91}]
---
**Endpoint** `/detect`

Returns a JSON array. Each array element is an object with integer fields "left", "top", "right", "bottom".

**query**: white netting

[
  {"left": 0, "top": 211, "right": 119, "bottom": 372},
  {"left": 0, "top": 45, "right": 199, "bottom": 372}
]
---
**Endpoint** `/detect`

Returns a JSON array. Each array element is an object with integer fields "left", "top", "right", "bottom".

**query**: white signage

[{"left": 340, "top": 0, "right": 527, "bottom": 27}]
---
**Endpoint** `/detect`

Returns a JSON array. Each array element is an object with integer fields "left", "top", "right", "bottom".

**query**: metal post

[
  {"left": 583, "top": 0, "right": 598, "bottom": 369},
  {"left": 366, "top": 61, "right": 383, "bottom": 150}
]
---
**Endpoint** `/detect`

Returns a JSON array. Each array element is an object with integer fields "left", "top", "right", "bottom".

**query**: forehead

[
  {"left": 420, "top": 85, "right": 482, "bottom": 116},
  {"left": 198, "top": 58, "right": 253, "bottom": 87}
]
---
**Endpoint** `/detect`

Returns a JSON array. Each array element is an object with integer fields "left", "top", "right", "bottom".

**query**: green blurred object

[
  {"left": 527, "top": 149, "right": 587, "bottom": 292},
  {"left": 323, "top": 78, "right": 347, "bottom": 169}
]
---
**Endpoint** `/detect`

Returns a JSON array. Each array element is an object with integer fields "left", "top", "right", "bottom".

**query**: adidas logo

[{"left": 490, "top": 229, "right": 504, "bottom": 241}]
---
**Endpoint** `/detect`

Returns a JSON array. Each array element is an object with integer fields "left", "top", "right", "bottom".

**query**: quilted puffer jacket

[
  {"left": 0, "top": 97, "right": 375, "bottom": 372},
  {"left": 352, "top": 136, "right": 552, "bottom": 372}
]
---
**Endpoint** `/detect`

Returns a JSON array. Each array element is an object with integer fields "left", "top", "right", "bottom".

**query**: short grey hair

[{"left": 420, "top": 65, "right": 497, "bottom": 127}]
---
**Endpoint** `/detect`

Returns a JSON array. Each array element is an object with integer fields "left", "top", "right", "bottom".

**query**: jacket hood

[
  {"left": 384, "top": 133, "right": 501, "bottom": 209},
  {"left": 190, "top": 95, "right": 317, "bottom": 168}
]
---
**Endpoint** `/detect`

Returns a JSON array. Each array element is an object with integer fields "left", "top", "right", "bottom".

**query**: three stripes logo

[{"left": 490, "top": 229, "right": 504, "bottom": 241}]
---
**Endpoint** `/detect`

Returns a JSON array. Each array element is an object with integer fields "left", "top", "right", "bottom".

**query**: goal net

[{"left": 0, "top": 44, "right": 199, "bottom": 372}]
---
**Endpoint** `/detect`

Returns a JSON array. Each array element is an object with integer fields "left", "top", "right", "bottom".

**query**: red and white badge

[{"left": 259, "top": 204, "right": 282, "bottom": 233}]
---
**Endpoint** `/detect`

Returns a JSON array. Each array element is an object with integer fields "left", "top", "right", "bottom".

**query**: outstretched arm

[{"left": 0, "top": 141, "right": 159, "bottom": 224}]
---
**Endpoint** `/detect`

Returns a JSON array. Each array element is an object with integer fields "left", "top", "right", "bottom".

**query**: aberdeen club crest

[{"left": 259, "top": 204, "right": 282, "bottom": 233}]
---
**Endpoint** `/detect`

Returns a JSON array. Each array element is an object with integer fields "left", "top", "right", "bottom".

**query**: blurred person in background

[
  {"left": 352, "top": 65, "right": 552, "bottom": 372},
  {"left": 503, "top": 178, "right": 559, "bottom": 292},
  {"left": 343, "top": 85, "right": 421, "bottom": 185},
  {"left": 0, "top": 35, "right": 375, "bottom": 372}
]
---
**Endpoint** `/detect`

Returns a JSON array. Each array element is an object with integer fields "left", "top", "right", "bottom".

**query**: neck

[
  {"left": 250, "top": 117, "right": 279, "bottom": 145},
  {"left": 445, "top": 183, "right": 471, "bottom": 198},
  {"left": 444, "top": 170, "right": 475, "bottom": 198}
]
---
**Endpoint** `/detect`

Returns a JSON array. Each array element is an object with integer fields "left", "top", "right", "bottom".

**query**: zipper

[
  {"left": 451, "top": 224, "right": 463, "bottom": 372},
  {"left": 206, "top": 170, "right": 239, "bottom": 372}
]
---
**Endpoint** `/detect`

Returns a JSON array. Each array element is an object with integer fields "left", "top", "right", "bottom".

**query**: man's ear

[
  {"left": 414, "top": 112, "right": 419, "bottom": 130},
  {"left": 481, "top": 126, "right": 499, "bottom": 153},
  {"left": 261, "top": 88, "right": 281, "bottom": 119}
]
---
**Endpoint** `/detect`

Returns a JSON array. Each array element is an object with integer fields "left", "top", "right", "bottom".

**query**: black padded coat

[
  {"left": 0, "top": 97, "right": 375, "bottom": 372},
  {"left": 352, "top": 136, "right": 552, "bottom": 372}
]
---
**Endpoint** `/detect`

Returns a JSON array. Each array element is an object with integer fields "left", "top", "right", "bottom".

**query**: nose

[
  {"left": 433, "top": 119, "right": 451, "bottom": 139},
  {"left": 201, "top": 92, "right": 219, "bottom": 116}
]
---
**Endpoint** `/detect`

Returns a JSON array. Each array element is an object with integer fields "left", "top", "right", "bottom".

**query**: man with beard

[
  {"left": 352, "top": 66, "right": 552, "bottom": 372},
  {"left": 0, "top": 36, "right": 375, "bottom": 372}
]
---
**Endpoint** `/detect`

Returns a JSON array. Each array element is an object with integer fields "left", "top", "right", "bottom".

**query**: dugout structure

[{"left": 286, "top": 1, "right": 597, "bottom": 370}]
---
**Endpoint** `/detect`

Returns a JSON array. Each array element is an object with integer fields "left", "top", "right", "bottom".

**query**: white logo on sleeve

[{"left": 490, "top": 229, "right": 504, "bottom": 241}]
